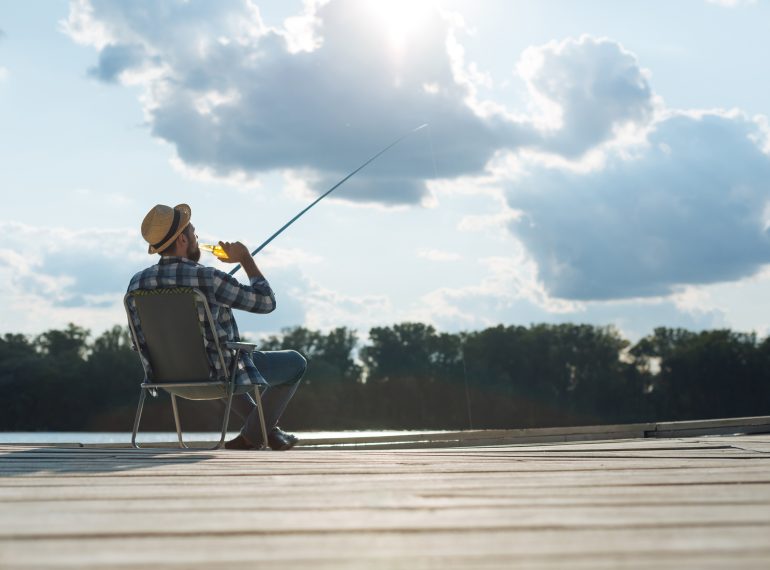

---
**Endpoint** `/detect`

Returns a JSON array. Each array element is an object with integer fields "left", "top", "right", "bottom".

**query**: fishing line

[
  {"left": 227, "top": 123, "right": 428, "bottom": 277},
  {"left": 426, "top": 124, "right": 474, "bottom": 430},
  {"left": 426, "top": 123, "right": 440, "bottom": 181}
]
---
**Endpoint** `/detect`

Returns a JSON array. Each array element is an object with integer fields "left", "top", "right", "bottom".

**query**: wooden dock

[{"left": 2, "top": 420, "right": 770, "bottom": 568}]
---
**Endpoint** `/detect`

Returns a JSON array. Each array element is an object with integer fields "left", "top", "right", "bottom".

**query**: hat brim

[{"left": 147, "top": 203, "right": 192, "bottom": 254}]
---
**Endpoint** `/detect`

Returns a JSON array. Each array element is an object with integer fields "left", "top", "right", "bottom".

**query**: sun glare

[{"left": 363, "top": 0, "right": 435, "bottom": 57}]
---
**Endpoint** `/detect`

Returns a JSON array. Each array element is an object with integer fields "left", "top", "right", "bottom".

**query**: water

[{"left": 0, "top": 430, "right": 445, "bottom": 445}]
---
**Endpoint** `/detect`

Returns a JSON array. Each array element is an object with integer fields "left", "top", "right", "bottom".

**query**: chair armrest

[{"left": 224, "top": 341, "right": 259, "bottom": 353}]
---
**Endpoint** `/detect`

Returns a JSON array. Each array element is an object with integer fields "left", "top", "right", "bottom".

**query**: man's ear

[{"left": 166, "top": 232, "right": 185, "bottom": 255}]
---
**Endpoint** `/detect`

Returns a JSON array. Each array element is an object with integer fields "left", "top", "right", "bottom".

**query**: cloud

[
  {"left": 0, "top": 222, "right": 146, "bottom": 310},
  {"left": 438, "top": 34, "right": 770, "bottom": 304},
  {"left": 62, "top": 0, "right": 521, "bottom": 205},
  {"left": 675, "top": 266, "right": 770, "bottom": 337},
  {"left": 242, "top": 245, "right": 732, "bottom": 342},
  {"left": 519, "top": 35, "right": 655, "bottom": 157},
  {"left": 416, "top": 248, "right": 461, "bottom": 262},
  {"left": 507, "top": 110, "right": 770, "bottom": 300},
  {"left": 0, "top": 223, "right": 148, "bottom": 334},
  {"left": 0, "top": 221, "right": 346, "bottom": 337},
  {"left": 706, "top": 0, "right": 756, "bottom": 7},
  {"left": 409, "top": 255, "right": 726, "bottom": 341},
  {"left": 64, "top": 2, "right": 654, "bottom": 207},
  {"left": 234, "top": 265, "right": 310, "bottom": 336},
  {"left": 0, "top": 219, "right": 397, "bottom": 338},
  {"left": 63, "top": 1, "right": 770, "bottom": 305},
  {"left": 503, "top": 37, "right": 770, "bottom": 302},
  {"left": 87, "top": 42, "right": 151, "bottom": 83},
  {"left": 235, "top": 265, "right": 394, "bottom": 337}
]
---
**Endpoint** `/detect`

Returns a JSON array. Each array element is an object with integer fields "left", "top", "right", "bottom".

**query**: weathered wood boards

[
  {"left": 1, "top": 429, "right": 770, "bottom": 568},
  {"left": 302, "top": 414, "right": 770, "bottom": 448}
]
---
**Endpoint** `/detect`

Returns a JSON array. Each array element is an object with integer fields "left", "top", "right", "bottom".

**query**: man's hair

[{"left": 158, "top": 223, "right": 192, "bottom": 256}]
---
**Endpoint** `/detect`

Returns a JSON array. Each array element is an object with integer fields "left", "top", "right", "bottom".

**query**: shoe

[
  {"left": 268, "top": 427, "right": 299, "bottom": 451},
  {"left": 224, "top": 434, "right": 255, "bottom": 450}
]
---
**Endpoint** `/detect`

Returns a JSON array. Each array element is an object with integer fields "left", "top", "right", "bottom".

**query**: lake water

[{"left": 0, "top": 430, "right": 444, "bottom": 445}]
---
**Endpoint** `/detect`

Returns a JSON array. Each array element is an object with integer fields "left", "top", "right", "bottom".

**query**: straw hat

[{"left": 141, "top": 203, "right": 192, "bottom": 254}]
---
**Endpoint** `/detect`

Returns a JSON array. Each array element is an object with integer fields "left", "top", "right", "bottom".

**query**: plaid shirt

[{"left": 126, "top": 256, "right": 275, "bottom": 386}]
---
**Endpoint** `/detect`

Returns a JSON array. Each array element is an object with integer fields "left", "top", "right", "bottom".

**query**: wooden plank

[
  {"left": 2, "top": 487, "right": 769, "bottom": 513},
  {"left": 651, "top": 416, "right": 770, "bottom": 438},
  {"left": 695, "top": 437, "right": 770, "bottom": 453},
  {"left": 1, "top": 527, "right": 770, "bottom": 568},
  {"left": 3, "top": 501, "right": 770, "bottom": 537},
  {"left": 297, "top": 423, "right": 657, "bottom": 446},
  {"left": 654, "top": 416, "right": 770, "bottom": 430},
  {"left": 295, "top": 416, "right": 770, "bottom": 446}
]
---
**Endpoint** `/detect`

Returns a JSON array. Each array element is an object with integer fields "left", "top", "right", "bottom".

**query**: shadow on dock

[{"left": 0, "top": 446, "right": 215, "bottom": 476}]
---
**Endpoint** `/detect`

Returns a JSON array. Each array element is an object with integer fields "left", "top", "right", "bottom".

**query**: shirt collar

[{"left": 158, "top": 256, "right": 201, "bottom": 266}]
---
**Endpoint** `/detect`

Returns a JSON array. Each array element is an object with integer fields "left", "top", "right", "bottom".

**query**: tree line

[{"left": 0, "top": 322, "right": 768, "bottom": 432}]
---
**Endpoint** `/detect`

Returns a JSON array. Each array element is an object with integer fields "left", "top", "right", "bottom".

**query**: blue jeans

[{"left": 228, "top": 350, "right": 306, "bottom": 443}]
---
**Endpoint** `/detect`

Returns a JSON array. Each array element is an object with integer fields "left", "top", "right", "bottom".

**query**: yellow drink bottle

[{"left": 199, "top": 243, "right": 230, "bottom": 260}]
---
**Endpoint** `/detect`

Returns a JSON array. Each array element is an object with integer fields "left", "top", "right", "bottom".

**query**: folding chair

[{"left": 124, "top": 287, "right": 268, "bottom": 450}]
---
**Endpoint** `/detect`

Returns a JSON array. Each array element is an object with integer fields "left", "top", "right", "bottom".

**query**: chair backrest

[{"left": 125, "top": 288, "right": 217, "bottom": 383}]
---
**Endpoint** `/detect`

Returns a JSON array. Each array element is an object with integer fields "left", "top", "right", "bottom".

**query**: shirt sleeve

[{"left": 209, "top": 268, "right": 276, "bottom": 314}]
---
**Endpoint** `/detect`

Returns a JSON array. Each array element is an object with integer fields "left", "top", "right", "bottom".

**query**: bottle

[{"left": 199, "top": 243, "right": 230, "bottom": 260}]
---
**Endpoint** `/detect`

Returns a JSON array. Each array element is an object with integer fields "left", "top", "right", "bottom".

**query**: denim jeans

[{"left": 228, "top": 350, "right": 306, "bottom": 443}]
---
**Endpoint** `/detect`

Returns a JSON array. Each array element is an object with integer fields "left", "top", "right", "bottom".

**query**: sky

[{"left": 1, "top": 0, "right": 770, "bottom": 342}]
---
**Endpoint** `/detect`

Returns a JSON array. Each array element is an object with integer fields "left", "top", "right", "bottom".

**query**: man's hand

[
  {"left": 218, "top": 241, "right": 264, "bottom": 280},
  {"left": 217, "top": 241, "right": 251, "bottom": 264}
]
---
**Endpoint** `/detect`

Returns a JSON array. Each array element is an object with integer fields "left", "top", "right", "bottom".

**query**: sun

[{"left": 362, "top": 0, "right": 436, "bottom": 57}]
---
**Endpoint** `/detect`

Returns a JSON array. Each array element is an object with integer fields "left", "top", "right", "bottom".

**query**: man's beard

[{"left": 188, "top": 243, "right": 201, "bottom": 263}]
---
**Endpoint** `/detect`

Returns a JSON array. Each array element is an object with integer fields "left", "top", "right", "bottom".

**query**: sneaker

[{"left": 268, "top": 427, "right": 299, "bottom": 451}]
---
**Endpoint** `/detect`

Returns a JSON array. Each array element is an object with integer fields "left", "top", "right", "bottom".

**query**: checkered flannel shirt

[{"left": 126, "top": 256, "right": 275, "bottom": 386}]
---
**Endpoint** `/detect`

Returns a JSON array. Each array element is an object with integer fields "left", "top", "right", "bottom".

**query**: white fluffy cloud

[
  {"left": 507, "top": 110, "right": 770, "bottom": 300},
  {"left": 519, "top": 35, "right": 655, "bottom": 157},
  {"left": 408, "top": 254, "right": 726, "bottom": 341},
  {"left": 62, "top": 0, "right": 770, "bottom": 306},
  {"left": 500, "top": 37, "right": 770, "bottom": 301},
  {"left": 0, "top": 223, "right": 145, "bottom": 334},
  {"left": 0, "top": 222, "right": 144, "bottom": 307},
  {"left": 63, "top": 0, "right": 520, "bottom": 205},
  {"left": 63, "top": 1, "right": 653, "bottom": 207},
  {"left": 0, "top": 221, "right": 368, "bottom": 336},
  {"left": 706, "top": 0, "right": 756, "bottom": 7},
  {"left": 416, "top": 248, "right": 461, "bottom": 262}
]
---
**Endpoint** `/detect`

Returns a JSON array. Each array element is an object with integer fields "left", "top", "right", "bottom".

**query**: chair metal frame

[{"left": 124, "top": 288, "right": 268, "bottom": 450}]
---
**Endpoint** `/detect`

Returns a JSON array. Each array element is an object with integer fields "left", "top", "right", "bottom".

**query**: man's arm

[
  {"left": 212, "top": 240, "right": 276, "bottom": 313},
  {"left": 220, "top": 241, "right": 264, "bottom": 281}
]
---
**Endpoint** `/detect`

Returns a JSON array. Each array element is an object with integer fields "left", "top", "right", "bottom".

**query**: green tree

[
  {"left": 261, "top": 326, "right": 365, "bottom": 429},
  {"left": 630, "top": 328, "right": 767, "bottom": 420},
  {"left": 36, "top": 323, "right": 90, "bottom": 359},
  {"left": 360, "top": 323, "right": 469, "bottom": 429},
  {"left": 1, "top": 319, "right": 767, "bottom": 432},
  {"left": 85, "top": 326, "right": 145, "bottom": 429}
]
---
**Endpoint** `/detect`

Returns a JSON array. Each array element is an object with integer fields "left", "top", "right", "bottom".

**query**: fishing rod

[{"left": 223, "top": 123, "right": 428, "bottom": 277}]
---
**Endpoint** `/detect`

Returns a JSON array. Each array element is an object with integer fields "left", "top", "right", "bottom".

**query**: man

[{"left": 126, "top": 203, "right": 306, "bottom": 450}]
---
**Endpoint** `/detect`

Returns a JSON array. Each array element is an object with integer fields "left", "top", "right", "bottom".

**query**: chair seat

[{"left": 155, "top": 382, "right": 258, "bottom": 401}]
